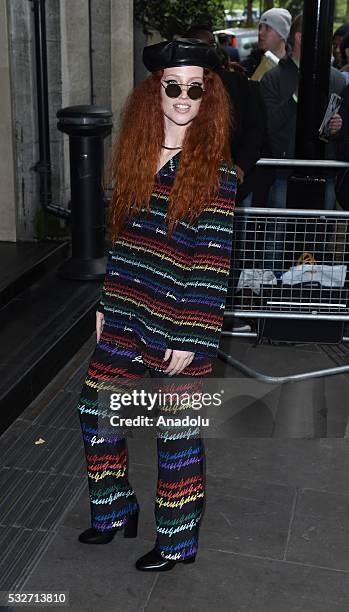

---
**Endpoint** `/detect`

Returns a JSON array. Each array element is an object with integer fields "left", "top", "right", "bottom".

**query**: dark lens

[
  {"left": 165, "top": 83, "right": 181, "bottom": 98},
  {"left": 187, "top": 85, "right": 204, "bottom": 100}
]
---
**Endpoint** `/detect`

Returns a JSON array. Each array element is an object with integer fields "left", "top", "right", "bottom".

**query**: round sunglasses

[{"left": 161, "top": 80, "right": 206, "bottom": 100}]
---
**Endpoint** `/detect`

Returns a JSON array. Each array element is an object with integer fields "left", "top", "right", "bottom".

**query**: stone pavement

[{"left": 1, "top": 334, "right": 349, "bottom": 611}]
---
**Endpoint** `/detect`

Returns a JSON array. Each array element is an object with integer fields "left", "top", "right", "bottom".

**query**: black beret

[{"left": 142, "top": 37, "right": 220, "bottom": 73}]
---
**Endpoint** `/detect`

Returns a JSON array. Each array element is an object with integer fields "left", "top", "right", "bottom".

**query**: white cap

[{"left": 259, "top": 8, "right": 292, "bottom": 41}]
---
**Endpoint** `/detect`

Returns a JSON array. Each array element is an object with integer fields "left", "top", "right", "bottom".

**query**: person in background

[
  {"left": 216, "top": 42, "right": 247, "bottom": 74},
  {"left": 184, "top": 24, "right": 268, "bottom": 333},
  {"left": 335, "top": 75, "right": 349, "bottom": 211},
  {"left": 215, "top": 42, "right": 232, "bottom": 71},
  {"left": 332, "top": 23, "right": 349, "bottom": 68},
  {"left": 241, "top": 8, "right": 292, "bottom": 78},
  {"left": 218, "top": 32, "right": 240, "bottom": 63},
  {"left": 184, "top": 24, "right": 265, "bottom": 203},
  {"left": 260, "top": 12, "right": 345, "bottom": 210},
  {"left": 337, "top": 80, "right": 349, "bottom": 162},
  {"left": 339, "top": 32, "right": 349, "bottom": 85}
]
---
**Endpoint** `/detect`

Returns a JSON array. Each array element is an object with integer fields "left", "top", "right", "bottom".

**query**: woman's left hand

[{"left": 163, "top": 349, "right": 195, "bottom": 375}]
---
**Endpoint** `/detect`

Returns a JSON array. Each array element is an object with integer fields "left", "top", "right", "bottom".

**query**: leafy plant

[
  {"left": 134, "top": 0, "right": 226, "bottom": 39},
  {"left": 282, "top": 0, "right": 303, "bottom": 15}
]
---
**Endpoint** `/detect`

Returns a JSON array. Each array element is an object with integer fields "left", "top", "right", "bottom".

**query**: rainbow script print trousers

[{"left": 76, "top": 334, "right": 212, "bottom": 561}]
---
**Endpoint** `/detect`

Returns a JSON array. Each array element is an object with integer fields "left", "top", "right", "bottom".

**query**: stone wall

[
  {"left": 0, "top": 0, "right": 17, "bottom": 241},
  {"left": 3, "top": 0, "right": 133, "bottom": 241}
]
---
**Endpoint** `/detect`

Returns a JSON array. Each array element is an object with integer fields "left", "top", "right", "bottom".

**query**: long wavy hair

[{"left": 104, "top": 67, "right": 233, "bottom": 243}]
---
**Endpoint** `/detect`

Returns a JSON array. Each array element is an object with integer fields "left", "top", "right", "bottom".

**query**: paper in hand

[{"left": 318, "top": 93, "right": 342, "bottom": 142}]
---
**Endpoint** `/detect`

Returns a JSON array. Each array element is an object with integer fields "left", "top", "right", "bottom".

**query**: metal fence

[{"left": 220, "top": 207, "right": 349, "bottom": 383}]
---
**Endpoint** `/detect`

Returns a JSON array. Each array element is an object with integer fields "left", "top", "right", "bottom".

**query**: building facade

[{"left": 0, "top": 0, "right": 133, "bottom": 241}]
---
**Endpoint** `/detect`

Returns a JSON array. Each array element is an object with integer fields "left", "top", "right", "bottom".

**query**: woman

[{"left": 76, "top": 37, "right": 237, "bottom": 572}]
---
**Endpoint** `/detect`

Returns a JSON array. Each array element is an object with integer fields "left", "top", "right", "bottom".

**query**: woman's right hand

[{"left": 96, "top": 311, "right": 105, "bottom": 343}]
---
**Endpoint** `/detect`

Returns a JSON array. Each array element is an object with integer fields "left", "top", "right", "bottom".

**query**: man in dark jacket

[{"left": 260, "top": 13, "right": 345, "bottom": 208}]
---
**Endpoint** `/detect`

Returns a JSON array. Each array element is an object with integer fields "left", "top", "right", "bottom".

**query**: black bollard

[{"left": 56, "top": 105, "right": 113, "bottom": 280}]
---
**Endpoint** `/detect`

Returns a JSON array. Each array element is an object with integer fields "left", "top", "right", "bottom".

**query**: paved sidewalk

[{"left": 1, "top": 335, "right": 349, "bottom": 611}]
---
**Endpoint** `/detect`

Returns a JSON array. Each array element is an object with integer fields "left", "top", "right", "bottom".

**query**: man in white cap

[{"left": 242, "top": 8, "right": 292, "bottom": 78}]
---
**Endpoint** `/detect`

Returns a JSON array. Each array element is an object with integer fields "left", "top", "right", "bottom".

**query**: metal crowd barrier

[
  {"left": 255, "top": 158, "right": 349, "bottom": 169},
  {"left": 220, "top": 203, "right": 349, "bottom": 383}
]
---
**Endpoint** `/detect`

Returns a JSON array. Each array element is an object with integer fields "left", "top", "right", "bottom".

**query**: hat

[
  {"left": 142, "top": 37, "right": 220, "bottom": 73},
  {"left": 259, "top": 8, "right": 292, "bottom": 41}
]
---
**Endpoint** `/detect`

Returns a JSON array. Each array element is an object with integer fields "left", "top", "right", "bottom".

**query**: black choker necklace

[{"left": 161, "top": 145, "right": 182, "bottom": 150}]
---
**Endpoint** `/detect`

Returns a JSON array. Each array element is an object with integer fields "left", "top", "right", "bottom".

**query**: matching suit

[{"left": 77, "top": 152, "right": 237, "bottom": 560}]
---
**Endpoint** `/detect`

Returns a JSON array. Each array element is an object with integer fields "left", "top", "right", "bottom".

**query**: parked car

[
  {"left": 223, "top": 9, "right": 260, "bottom": 28},
  {"left": 223, "top": 9, "right": 244, "bottom": 27},
  {"left": 242, "top": 9, "right": 260, "bottom": 21},
  {"left": 213, "top": 28, "right": 258, "bottom": 61}
]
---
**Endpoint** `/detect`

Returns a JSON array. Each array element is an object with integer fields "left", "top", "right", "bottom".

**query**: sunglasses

[{"left": 161, "top": 80, "right": 206, "bottom": 100}]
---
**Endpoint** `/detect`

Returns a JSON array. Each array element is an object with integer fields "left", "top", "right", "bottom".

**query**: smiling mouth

[{"left": 173, "top": 103, "right": 191, "bottom": 112}]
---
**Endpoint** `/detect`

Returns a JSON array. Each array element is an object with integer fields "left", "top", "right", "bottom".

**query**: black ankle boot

[
  {"left": 78, "top": 527, "right": 117, "bottom": 544},
  {"left": 135, "top": 547, "right": 196, "bottom": 571},
  {"left": 78, "top": 509, "right": 139, "bottom": 544}
]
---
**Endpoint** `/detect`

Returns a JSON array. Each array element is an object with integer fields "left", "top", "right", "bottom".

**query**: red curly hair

[{"left": 104, "top": 67, "right": 233, "bottom": 243}]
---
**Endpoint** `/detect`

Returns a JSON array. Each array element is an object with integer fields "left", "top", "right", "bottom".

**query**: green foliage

[
  {"left": 135, "top": 0, "right": 349, "bottom": 38},
  {"left": 134, "top": 0, "right": 226, "bottom": 39},
  {"left": 283, "top": 1, "right": 303, "bottom": 16},
  {"left": 336, "top": 0, "right": 349, "bottom": 20},
  {"left": 224, "top": 0, "right": 347, "bottom": 20}
]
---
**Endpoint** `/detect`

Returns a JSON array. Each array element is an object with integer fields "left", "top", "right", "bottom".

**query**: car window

[{"left": 239, "top": 36, "right": 258, "bottom": 50}]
